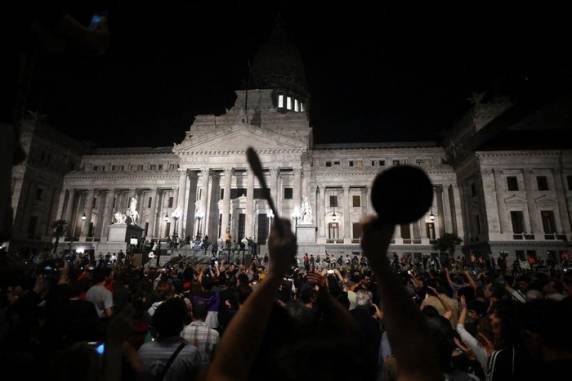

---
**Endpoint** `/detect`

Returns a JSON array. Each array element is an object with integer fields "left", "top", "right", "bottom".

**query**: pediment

[
  {"left": 504, "top": 194, "right": 526, "bottom": 206},
  {"left": 534, "top": 194, "right": 556, "bottom": 206},
  {"left": 174, "top": 123, "right": 306, "bottom": 154}
]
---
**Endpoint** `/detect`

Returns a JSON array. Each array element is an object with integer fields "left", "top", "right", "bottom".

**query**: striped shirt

[{"left": 181, "top": 321, "right": 219, "bottom": 366}]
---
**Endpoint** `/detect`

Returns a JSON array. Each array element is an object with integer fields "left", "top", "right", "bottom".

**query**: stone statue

[
  {"left": 301, "top": 197, "right": 312, "bottom": 224},
  {"left": 125, "top": 196, "right": 139, "bottom": 225},
  {"left": 113, "top": 211, "right": 127, "bottom": 224}
]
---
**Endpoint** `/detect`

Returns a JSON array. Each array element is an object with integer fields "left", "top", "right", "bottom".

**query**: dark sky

[{"left": 29, "top": 2, "right": 572, "bottom": 147}]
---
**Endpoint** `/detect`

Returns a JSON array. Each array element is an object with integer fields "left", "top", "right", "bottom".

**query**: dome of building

[{"left": 250, "top": 19, "right": 309, "bottom": 110}]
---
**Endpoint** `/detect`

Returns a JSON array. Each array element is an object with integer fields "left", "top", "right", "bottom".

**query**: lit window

[
  {"left": 278, "top": 95, "right": 284, "bottom": 108},
  {"left": 287, "top": 97, "right": 292, "bottom": 110},
  {"left": 300, "top": 103, "right": 304, "bottom": 112},
  {"left": 294, "top": 99, "right": 299, "bottom": 112}
]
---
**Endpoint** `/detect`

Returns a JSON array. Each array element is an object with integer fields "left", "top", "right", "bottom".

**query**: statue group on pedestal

[{"left": 113, "top": 196, "right": 139, "bottom": 225}]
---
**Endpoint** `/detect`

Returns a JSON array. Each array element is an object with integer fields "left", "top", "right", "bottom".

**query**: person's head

[
  {"left": 300, "top": 283, "right": 317, "bottom": 306},
  {"left": 92, "top": 267, "right": 112, "bottom": 284},
  {"left": 152, "top": 298, "right": 187, "bottom": 338},
  {"left": 425, "top": 315, "right": 455, "bottom": 373},
  {"left": 191, "top": 300, "right": 208, "bottom": 321},
  {"left": 355, "top": 289, "right": 371, "bottom": 307}
]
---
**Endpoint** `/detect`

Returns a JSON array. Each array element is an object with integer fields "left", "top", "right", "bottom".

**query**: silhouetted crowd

[{"left": 1, "top": 220, "right": 571, "bottom": 381}]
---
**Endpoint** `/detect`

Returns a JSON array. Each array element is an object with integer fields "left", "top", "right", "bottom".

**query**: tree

[
  {"left": 432, "top": 233, "right": 462, "bottom": 262},
  {"left": 51, "top": 219, "right": 67, "bottom": 254}
]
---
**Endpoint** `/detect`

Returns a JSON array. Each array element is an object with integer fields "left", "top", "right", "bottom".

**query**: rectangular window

[
  {"left": 541, "top": 210, "right": 556, "bottom": 233},
  {"left": 230, "top": 188, "right": 247, "bottom": 199},
  {"left": 510, "top": 211, "right": 525, "bottom": 233},
  {"left": 35, "top": 188, "right": 43, "bottom": 201},
  {"left": 92, "top": 198, "right": 97, "bottom": 209},
  {"left": 220, "top": 189, "right": 224, "bottom": 200},
  {"left": 352, "top": 222, "right": 362, "bottom": 239},
  {"left": 112, "top": 165, "right": 116, "bottom": 171},
  {"left": 112, "top": 198, "right": 116, "bottom": 208},
  {"left": 567, "top": 175, "right": 572, "bottom": 191},
  {"left": 150, "top": 164, "right": 156, "bottom": 170},
  {"left": 168, "top": 197, "right": 174, "bottom": 208},
  {"left": 400, "top": 224, "right": 411, "bottom": 239},
  {"left": 507, "top": 176, "right": 519, "bottom": 191},
  {"left": 416, "top": 159, "right": 425, "bottom": 166},
  {"left": 356, "top": 160, "right": 363, "bottom": 167},
  {"left": 284, "top": 187, "right": 293, "bottom": 200},
  {"left": 326, "top": 161, "right": 332, "bottom": 167},
  {"left": 238, "top": 213, "right": 246, "bottom": 240},
  {"left": 278, "top": 95, "right": 284, "bottom": 108},
  {"left": 537, "top": 176, "right": 549, "bottom": 191},
  {"left": 393, "top": 160, "right": 400, "bottom": 165},
  {"left": 352, "top": 195, "right": 361, "bottom": 207},
  {"left": 334, "top": 161, "right": 340, "bottom": 166},
  {"left": 294, "top": 99, "right": 299, "bottom": 112},
  {"left": 349, "top": 160, "right": 354, "bottom": 167},
  {"left": 471, "top": 183, "right": 477, "bottom": 197},
  {"left": 158, "top": 164, "right": 163, "bottom": 170},
  {"left": 199, "top": 189, "right": 202, "bottom": 200},
  {"left": 165, "top": 222, "right": 171, "bottom": 237},
  {"left": 379, "top": 160, "right": 385, "bottom": 166},
  {"left": 300, "top": 103, "right": 304, "bottom": 112},
  {"left": 148, "top": 197, "right": 152, "bottom": 208},
  {"left": 287, "top": 96, "right": 292, "bottom": 110},
  {"left": 144, "top": 222, "right": 149, "bottom": 236},
  {"left": 475, "top": 214, "right": 481, "bottom": 234},
  {"left": 371, "top": 160, "right": 376, "bottom": 166},
  {"left": 254, "top": 188, "right": 269, "bottom": 199},
  {"left": 138, "top": 164, "right": 144, "bottom": 171},
  {"left": 329, "top": 195, "right": 338, "bottom": 207},
  {"left": 218, "top": 214, "right": 222, "bottom": 238},
  {"left": 119, "top": 165, "right": 124, "bottom": 171}
]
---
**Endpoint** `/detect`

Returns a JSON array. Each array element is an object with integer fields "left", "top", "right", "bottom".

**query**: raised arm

[
  {"left": 361, "top": 217, "right": 441, "bottom": 381},
  {"left": 207, "top": 219, "right": 296, "bottom": 381}
]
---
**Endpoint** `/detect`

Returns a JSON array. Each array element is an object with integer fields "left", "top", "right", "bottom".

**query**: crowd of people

[{"left": 1, "top": 217, "right": 571, "bottom": 381}]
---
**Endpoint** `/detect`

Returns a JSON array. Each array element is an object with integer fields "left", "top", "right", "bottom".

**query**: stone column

[
  {"left": 435, "top": 186, "right": 445, "bottom": 238},
  {"left": 554, "top": 168, "right": 572, "bottom": 234},
  {"left": 523, "top": 171, "right": 540, "bottom": 234},
  {"left": 63, "top": 189, "right": 75, "bottom": 224},
  {"left": 101, "top": 189, "right": 115, "bottom": 241},
  {"left": 147, "top": 188, "right": 159, "bottom": 239},
  {"left": 94, "top": 190, "right": 106, "bottom": 239},
  {"left": 318, "top": 186, "right": 325, "bottom": 238},
  {"left": 441, "top": 184, "right": 453, "bottom": 233},
  {"left": 245, "top": 169, "right": 255, "bottom": 238},
  {"left": 343, "top": 186, "right": 351, "bottom": 241},
  {"left": 220, "top": 169, "right": 232, "bottom": 238},
  {"left": 185, "top": 172, "right": 199, "bottom": 239},
  {"left": 293, "top": 168, "right": 302, "bottom": 210},
  {"left": 452, "top": 184, "right": 465, "bottom": 239},
  {"left": 269, "top": 168, "right": 278, "bottom": 213},
  {"left": 207, "top": 171, "right": 221, "bottom": 238},
  {"left": 55, "top": 188, "right": 68, "bottom": 220},
  {"left": 176, "top": 170, "right": 188, "bottom": 238},
  {"left": 80, "top": 189, "right": 95, "bottom": 240},
  {"left": 200, "top": 169, "right": 210, "bottom": 237},
  {"left": 276, "top": 169, "right": 282, "bottom": 216}
]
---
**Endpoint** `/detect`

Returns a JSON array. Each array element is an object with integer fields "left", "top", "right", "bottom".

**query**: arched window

[
  {"left": 294, "top": 99, "right": 299, "bottom": 112},
  {"left": 278, "top": 95, "right": 284, "bottom": 108},
  {"left": 300, "top": 103, "right": 304, "bottom": 112},
  {"left": 287, "top": 96, "right": 292, "bottom": 110}
]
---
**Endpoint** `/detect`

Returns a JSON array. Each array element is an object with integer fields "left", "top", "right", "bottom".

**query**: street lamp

[
  {"left": 172, "top": 208, "right": 182, "bottom": 241},
  {"left": 429, "top": 211, "right": 435, "bottom": 222},
  {"left": 81, "top": 212, "right": 87, "bottom": 221}
]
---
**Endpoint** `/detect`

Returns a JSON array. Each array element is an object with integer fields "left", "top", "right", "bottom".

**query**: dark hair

[
  {"left": 192, "top": 300, "right": 208, "bottom": 320},
  {"left": 152, "top": 298, "right": 187, "bottom": 337},
  {"left": 92, "top": 268, "right": 111, "bottom": 283}
]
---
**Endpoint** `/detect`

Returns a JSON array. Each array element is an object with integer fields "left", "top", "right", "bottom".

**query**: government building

[{"left": 10, "top": 25, "right": 572, "bottom": 264}]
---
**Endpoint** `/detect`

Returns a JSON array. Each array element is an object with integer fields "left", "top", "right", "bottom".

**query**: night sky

[{"left": 28, "top": 3, "right": 572, "bottom": 148}]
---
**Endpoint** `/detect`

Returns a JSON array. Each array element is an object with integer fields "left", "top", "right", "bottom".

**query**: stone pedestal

[
  {"left": 296, "top": 224, "right": 317, "bottom": 243},
  {"left": 108, "top": 223, "right": 144, "bottom": 243}
]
